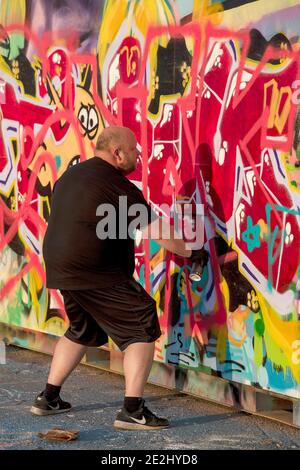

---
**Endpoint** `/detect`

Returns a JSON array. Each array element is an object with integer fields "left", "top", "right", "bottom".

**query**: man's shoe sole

[
  {"left": 30, "top": 405, "right": 72, "bottom": 416},
  {"left": 114, "top": 420, "right": 169, "bottom": 430}
]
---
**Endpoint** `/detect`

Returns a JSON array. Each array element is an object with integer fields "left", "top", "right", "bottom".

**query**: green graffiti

[
  {"left": 254, "top": 318, "right": 265, "bottom": 336},
  {"left": 7, "top": 287, "right": 23, "bottom": 326},
  {"left": 54, "top": 155, "right": 62, "bottom": 171},
  {"left": 254, "top": 330, "right": 264, "bottom": 367},
  {"left": 0, "top": 0, "right": 26, "bottom": 59},
  {"left": 241, "top": 216, "right": 261, "bottom": 253},
  {"left": 254, "top": 310, "right": 265, "bottom": 367},
  {"left": 264, "top": 332, "right": 289, "bottom": 374}
]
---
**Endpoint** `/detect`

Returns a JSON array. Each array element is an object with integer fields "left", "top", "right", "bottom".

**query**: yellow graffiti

[
  {"left": 97, "top": 0, "right": 176, "bottom": 112},
  {"left": 257, "top": 218, "right": 269, "bottom": 240},
  {"left": 264, "top": 79, "right": 292, "bottom": 134},
  {"left": 28, "top": 85, "right": 103, "bottom": 191},
  {"left": 193, "top": 0, "right": 224, "bottom": 26},
  {"left": 119, "top": 44, "right": 141, "bottom": 78},
  {"left": 0, "top": 0, "right": 25, "bottom": 26},
  {"left": 281, "top": 149, "right": 300, "bottom": 194},
  {"left": 258, "top": 292, "right": 300, "bottom": 383},
  {"left": 98, "top": 0, "right": 175, "bottom": 65}
]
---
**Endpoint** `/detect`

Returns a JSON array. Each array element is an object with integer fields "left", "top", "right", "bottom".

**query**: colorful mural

[{"left": 0, "top": 0, "right": 299, "bottom": 400}]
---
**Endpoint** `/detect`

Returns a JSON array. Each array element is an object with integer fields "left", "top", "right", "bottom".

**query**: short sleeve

[{"left": 126, "top": 182, "right": 157, "bottom": 229}]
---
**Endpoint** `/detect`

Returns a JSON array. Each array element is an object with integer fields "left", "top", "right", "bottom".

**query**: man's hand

[
  {"left": 189, "top": 247, "right": 209, "bottom": 282},
  {"left": 190, "top": 248, "right": 209, "bottom": 266},
  {"left": 141, "top": 217, "right": 192, "bottom": 258}
]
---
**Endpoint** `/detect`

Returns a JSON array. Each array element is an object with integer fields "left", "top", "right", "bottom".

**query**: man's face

[{"left": 117, "top": 132, "right": 139, "bottom": 175}]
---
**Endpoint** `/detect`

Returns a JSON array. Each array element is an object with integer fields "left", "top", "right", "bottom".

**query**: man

[{"left": 30, "top": 126, "right": 207, "bottom": 430}]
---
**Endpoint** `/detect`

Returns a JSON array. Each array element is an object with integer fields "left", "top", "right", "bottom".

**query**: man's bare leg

[
  {"left": 31, "top": 336, "right": 87, "bottom": 415},
  {"left": 114, "top": 341, "right": 169, "bottom": 429},
  {"left": 47, "top": 336, "right": 87, "bottom": 386},
  {"left": 123, "top": 341, "right": 155, "bottom": 397}
]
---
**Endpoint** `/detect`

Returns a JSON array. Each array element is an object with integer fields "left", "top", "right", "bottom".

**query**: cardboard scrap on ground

[{"left": 38, "top": 428, "right": 79, "bottom": 441}]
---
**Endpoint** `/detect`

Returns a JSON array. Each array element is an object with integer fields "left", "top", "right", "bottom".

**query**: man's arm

[{"left": 141, "top": 217, "right": 192, "bottom": 258}]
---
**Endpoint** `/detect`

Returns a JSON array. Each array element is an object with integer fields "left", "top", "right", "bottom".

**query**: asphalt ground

[{"left": 0, "top": 345, "right": 300, "bottom": 452}]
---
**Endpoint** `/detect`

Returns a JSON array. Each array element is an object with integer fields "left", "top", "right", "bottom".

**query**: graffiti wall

[{"left": 0, "top": 0, "right": 299, "bottom": 400}]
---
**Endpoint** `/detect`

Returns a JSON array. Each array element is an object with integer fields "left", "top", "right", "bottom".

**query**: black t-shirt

[{"left": 43, "top": 157, "right": 154, "bottom": 289}]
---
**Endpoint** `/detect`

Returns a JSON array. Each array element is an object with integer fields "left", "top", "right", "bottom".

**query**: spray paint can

[{"left": 189, "top": 258, "right": 206, "bottom": 282}]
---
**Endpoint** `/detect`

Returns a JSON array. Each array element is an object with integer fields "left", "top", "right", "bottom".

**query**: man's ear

[{"left": 115, "top": 148, "right": 122, "bottom": 162}]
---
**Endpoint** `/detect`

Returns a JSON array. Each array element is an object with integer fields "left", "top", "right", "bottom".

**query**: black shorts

[{"left": 60, "top": 278, "right": 161, "bottom": 351}]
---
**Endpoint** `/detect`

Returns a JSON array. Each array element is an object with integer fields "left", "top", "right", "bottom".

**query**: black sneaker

[
  {"left": 114, "top": 399, "right": 169, "bottom": 430},
  {"left": 30, "top": 392, "right": 72, "bottom": 416}
]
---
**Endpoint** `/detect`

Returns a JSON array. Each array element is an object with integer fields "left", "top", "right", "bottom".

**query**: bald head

[
  {"left": 95, "top": 126, "right": 138, "bottom": 175},
  {"left": 96, "top": 126, "right": 135, "bottom": 152}
]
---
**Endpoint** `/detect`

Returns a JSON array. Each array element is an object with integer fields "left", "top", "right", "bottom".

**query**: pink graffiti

[{"left": 1, "top": 17, "right": 299, "bottom": 338}]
